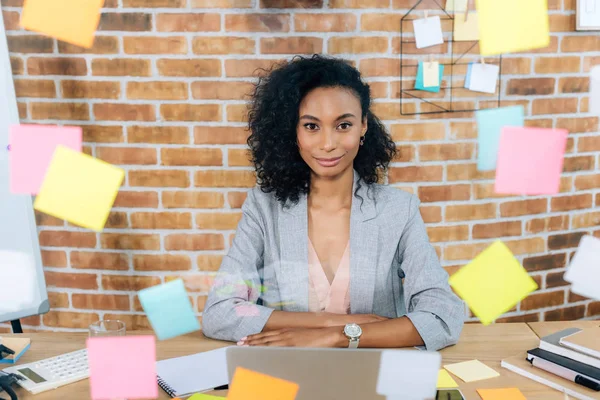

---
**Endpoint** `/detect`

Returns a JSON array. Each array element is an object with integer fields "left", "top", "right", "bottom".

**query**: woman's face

[{"left": 296, "top": 86, "right": 367, "bottom": 180}]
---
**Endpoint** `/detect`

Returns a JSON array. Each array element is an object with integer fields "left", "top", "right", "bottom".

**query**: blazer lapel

[
  {"left": 277, "top": 195, "right": 309, "bottom": 312},
  {"left": 349, "top": 171, "right": 379, "bottom": 314}
]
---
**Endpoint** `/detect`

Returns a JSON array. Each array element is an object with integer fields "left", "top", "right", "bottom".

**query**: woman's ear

[{"left": 362, "top": 116, "right": 368, "bottom": 136}]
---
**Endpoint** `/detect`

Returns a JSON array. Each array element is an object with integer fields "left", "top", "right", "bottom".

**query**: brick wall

[{"left": 1, "top": 0, "right": 598, "bottom": 332}]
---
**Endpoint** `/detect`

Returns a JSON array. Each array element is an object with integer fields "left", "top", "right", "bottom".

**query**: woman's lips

[{"left": 315, "top": 155, "right": 343, "bottom": 167}]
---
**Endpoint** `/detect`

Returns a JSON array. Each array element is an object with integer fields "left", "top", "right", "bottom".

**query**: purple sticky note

[
  {"left": 9, "top": 124, "right": 82, "bottom": 194},
  {"left": 87, "top": 335, "right": 158, "bottom": 400},
  {"left": 494, "top": 127, "right": 568, "bottom": 195}
]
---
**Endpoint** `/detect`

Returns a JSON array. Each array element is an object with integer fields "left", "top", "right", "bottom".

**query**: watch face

[{"left": 344, "top": 323, "right": 362, "bottom": 338}]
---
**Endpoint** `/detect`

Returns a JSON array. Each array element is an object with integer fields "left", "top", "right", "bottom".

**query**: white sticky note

[
  {"left": 423, "top": 62, "right": 440, "bottom": 87},
  {"left": 446, "top": 0, "right": 468, "bottom": 12},
  {"left": 0, "top": 251, "right": 38, "bottom": 313},
  {"left": 444, "top": 360, "right": 500, "bottom": 383},
  {"left": 377, "top": 350, "right": 441, "bottom": 400},
  {"left": 564, "top": 235, "right": 600, "bottom": 301},
  {"left": 467, "top": 63, "right": 499, "bottom": 94},
  {"left": 413, "top": 16, "right": 444, "bottom": 49},
  {"left": 590, "top": 65, "right": 600, "bottom": 115}
]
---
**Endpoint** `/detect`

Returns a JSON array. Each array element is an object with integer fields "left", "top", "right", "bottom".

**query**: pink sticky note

[
  {"left": 9, "top": 124, "right": 82, "bottom": 194},
  {"left": 87, "top": 335, "right": 158, "bottom": 400},
  {"left": 236, "top": 304, "right": 260, "bottom": 317},
  {"left": 494, "top": 127, "right": 568, "bottom": 195}
]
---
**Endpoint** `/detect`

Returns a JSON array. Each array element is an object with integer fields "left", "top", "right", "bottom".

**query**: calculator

[{"left": 2, "top": 349, "right": 89, "bottom": 394}]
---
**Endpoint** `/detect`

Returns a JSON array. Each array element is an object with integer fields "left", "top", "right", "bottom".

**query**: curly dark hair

[{"left": 247, "top": 54, "right": 397, "bottom": 206}]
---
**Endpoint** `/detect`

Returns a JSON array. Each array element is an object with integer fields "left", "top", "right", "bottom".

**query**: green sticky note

[{"left": 188, "top": 393, "right": 226, "bottom": 400}]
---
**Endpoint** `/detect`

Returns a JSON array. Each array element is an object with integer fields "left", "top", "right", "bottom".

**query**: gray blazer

[{"left": 202, "top": 171, "right": 465, "bottom": 351}]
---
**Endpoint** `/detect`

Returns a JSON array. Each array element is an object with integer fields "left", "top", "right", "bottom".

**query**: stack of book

[{"left": 502, "top": 327, "right": 600, "bottom": 400}]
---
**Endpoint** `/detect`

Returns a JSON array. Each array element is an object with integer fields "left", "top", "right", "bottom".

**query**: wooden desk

[
  {"left": 0, "top": 323, "right": 584, "bottom": 400},
  {"left": 528, "top": 320, "right": 600, "bottom": 339}
]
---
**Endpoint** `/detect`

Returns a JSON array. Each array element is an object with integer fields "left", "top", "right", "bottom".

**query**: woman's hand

[{"left": 239, "top": 327, "right": 345, "bottom": 348}]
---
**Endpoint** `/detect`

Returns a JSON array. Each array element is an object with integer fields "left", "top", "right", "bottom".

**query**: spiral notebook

[{"left": 156, "top": 347, "right": 230, "bottom": 398}]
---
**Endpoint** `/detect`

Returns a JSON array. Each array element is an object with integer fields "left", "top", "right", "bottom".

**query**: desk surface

[{"left": 0, "top": 322, "right": 594, "bottom": 400}]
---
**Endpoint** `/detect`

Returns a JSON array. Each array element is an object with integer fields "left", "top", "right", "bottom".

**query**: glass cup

[{"left": 88, "top": 320, "right": 126, "bottom": 337}]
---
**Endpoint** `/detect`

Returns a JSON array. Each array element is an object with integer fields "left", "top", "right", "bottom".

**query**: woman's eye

[
  {"left": 304, "top": 123, "right": 318, "bottom": 130},
  {"left": 339, "top": 122, "right": 352, "bottom": 130}
]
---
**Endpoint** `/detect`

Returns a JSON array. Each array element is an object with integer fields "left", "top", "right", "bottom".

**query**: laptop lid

[{"left": 226, "top": 347, "right": 385, "bottom": 400}]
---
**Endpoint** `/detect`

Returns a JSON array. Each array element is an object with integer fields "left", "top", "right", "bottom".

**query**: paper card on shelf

[
  {"left": 476, "top": 0, "right": 550, "bottom": 56},
  {"left": 494, "top": 127, "right": 568, "bottom": 195},
  {"left": 413, "top": 16, "right": 444, "bottom": 49},
  {"left": 448, "top": 241, "right": 538, "bottom": 325},
  {"left": 444, "top": 360, "right": 500, "bottom": 383},
  {"left": 475, "top": 105, "right": 525, "bottom": 171},
  {"left": 138, "top": 279, "right": 200, "bottom": 340},
  {"left": 20, "top": 0, "right": 104, "bottom": 48},
  {"left": 9, "top": 124, "right": 82, "bottom": 194},
  {"left": 227, "top": 367, "right": 299, "bottom": 400},
  {"left": 564, "top": 235, "right": 600, "bottom": 301},
  {"left": 445, "top": 0, "right": 468, "bottom": 12},
  {"left": 464, "top": 62, "right": 474, "bottom": 89},
  {"left": 87, "top": 336, "right": 158, "bottom": 400},
  {"left": 188, "top": 394, "right": 226, "bottom": 400},
  {"left": 0, "top": 251, "right": 36, "bottom": 315},
  {"left": 33, "top": 146, "right": 124, "bottom": 232},
  {"left": 437, "top": 369, "right": 459, "bottom": 388},
  {"left": 454, "top": 12, "right": 479, "bottom": 41},
  {"left": 467, "top": 63, "right": 499, "bottom": 94},
  {"left": 415, "top": 62, "right": 445, "bottom": 93},
  {"left": 477, "top": 388, "right": 527, "bottom": 400},
  {"left": 377, "top": 350, "right": 440, "bottom": 399},
  {"left": 423, "top": 62, "right": 440, "bottom": 87}
]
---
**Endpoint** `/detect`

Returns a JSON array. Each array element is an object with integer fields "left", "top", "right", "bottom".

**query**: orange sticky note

[
  {"left": 477, "top": 388, "right": 527, "bottom": 400},
  {"left": 21, "top": 0, "right": 104, "bottom": 48},
  {"left": 227, "top": 367, "right": 299, "bottom": 400}
]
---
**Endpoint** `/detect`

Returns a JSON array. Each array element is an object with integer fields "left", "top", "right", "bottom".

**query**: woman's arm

[{"left": 262, "top": 311, "right": 388, "bottom": 332}]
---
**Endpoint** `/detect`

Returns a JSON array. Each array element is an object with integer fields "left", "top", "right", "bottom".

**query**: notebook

[
  {"left": 560, "top": 328, "right": 600, "bottom": 360},
  {"left": 540, "top": 328, "right": 600, "bottom": 370},
  {"left": 156, "top": 346, "right": 230, "bottom": 398},
  {"left": 0, "top": 337, "right": 31, "bottom": 364},
  {"left": 501, "top": 353, "right": 600, "bottom": 400}
]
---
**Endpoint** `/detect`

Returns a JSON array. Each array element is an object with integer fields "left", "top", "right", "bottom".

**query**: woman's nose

[{"left": 321, "top": 130, "right": 336, "bottom": 151}]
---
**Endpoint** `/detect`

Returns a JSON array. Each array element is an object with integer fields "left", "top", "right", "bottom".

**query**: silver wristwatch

[{"left": 343, "top": 323, "right": 363, "bottom": 349}]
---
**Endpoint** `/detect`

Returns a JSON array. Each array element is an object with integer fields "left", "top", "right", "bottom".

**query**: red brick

[
  {"left": 156, "top": 13, "right": 220, "bottom": 32},
  {"left": 328, "top": 36, "right": 388, "bottom": 54},
  {"left": 551, "top": 194, "right": 593, "bottom": 212},
  {"left": 192, "top": 81, "right": 254, "bottom": 100},
  {"left": 472, "top": 221, "right": 522, "bottom": 239},
  {"left": 260, "top": 0, "right": 323, "bottom": 6},
  {"left": 523, "top": 253, "right": 567, "bottom": 272},
  {"left": 544, "top": 305, "right": 586, "bottom": 321},
  {"left": 58, "top": 36, "right": 119, "bottom": 54},
  {"left": 72, "top": 294, "right": 130, "bottom": 311},
  {"left": 71, "top": 252, "right": 129, "bottom": 270},
  {"left": 124, "top": 37, "right": 187, "bottom": 54},
  {"left": 101, "top": 275, "right": 161, "bottom": 291},
  {"left": 161, "top": 104, "right": 221, "bottom": 122},
  {"left": 261, "top": 37, "right": 322, "bottom": 54},
  {"left": 127, "top": 81, "right": 188, "bottom": 100},
  {"left": 41, "top": 250, "right": 67, "bottom": 268},
  {"left": 162, "top": 191, "right": 224, "bottom": 209},
  {"left": 7, "top": 35, "right": 54, "bottom": 53},
  {"left": 295, "top": 13, "right": 356, "bottom": 31},
  {"left": 14, "top": 79, "right": 56, "bottom": 98},
  {"left": 113, "top": 191, "right": 159, "bottom": 208},
  {"left": 388, "top": 166, "right": 443, "bottom": 183},
  {"left": 562, "top": 35, "right": 600, "bottom": 52},
  {"left": 39, "top": 231, "right": 96, "bottom": 248},
  {"left": 225, "top": 14, "right": 290, "bottom": 32},
  {"left": 30, "top": 102, "right": 89, "bottom": 120},
  {"left": 44, "top": 271, "right": 98, "bottom": 290},
  {"left": 532, "top": 98, "right": 578, "bottom": 115},
  {"left": 43, "top": 311, "right": 100, "bottom": 329},
  {"left": 129, "top": 170, "right": 190, "bottom": 188},
  {"left": 426, "top": 225, "right": 469, "bottom": 243},
  {"left": 500, "top": 199, "right": 547, "bottom": 217},
  {"left": 61, "top": 81, "right": 121, "bottom": 99},
  {"left": 165, "top": 234, "right": 225, "bottom": 250},
  {"left": 521, "top": 290, "right": 564, "bottom": 311},
  {"left": 192, "top": 37, "right": 255, "bottom": 54},
  {"left": 559, "top": 77, "right": 589, "bottom": 93},
  {"left": 506, "top": 78, "right": 555, "bottom": 96},
  {"left": 100, "top": 233, "right": 161, "bottom": 250},
  {"left": 195, "top": 170, "right": 255, "bottom": 188},
  {"left": 133, "top": 255, "right": 192, "bottom": 271},
  {"left": 130, "top": 212, "right": 192, "bottom": 229},
  {"left": 556, "top": 117, "right": 598, "bottom": 133},
  {"left": 526, "top": 215, "right": 569, "bottom": 234},
  {"left": 99, "top": 13, "right": 152, "bottom": 31},
  {"left": 128, "top": 126, "right": 189, "bottom": 144},
  {"left": 418, "top": 185, "right": 470, "bottom": 202},
  {"left": 92, "top": 59, "right": 151, "bottom": 77},
  {"left": 548, "top": 231, "right": 587, "bottom": 250},
  {"left": 94, "top": 104, "right": 156, "bottom": 121},
  {"left": 196, "top": 212, "right": 242, "bottom": 230}
]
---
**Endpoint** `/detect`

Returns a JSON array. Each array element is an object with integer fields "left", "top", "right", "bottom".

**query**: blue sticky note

[
  {"left": 415, "top": 62, "right": 444, "bottom": 93},
  {"left": 138, "top": 279, "right": 200, "bottom": 340},
  {"left": 475, "top": 105, "right": 525, "bottom": 171},
  {"left": 464, "top": 62, "right": 474, "bottom": 89}
]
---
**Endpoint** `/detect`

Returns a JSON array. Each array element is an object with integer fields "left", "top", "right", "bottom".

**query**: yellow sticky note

[
  {"left": 227, "top": 367, "right": 299, "bottom": 400},
  {"left": 454, "top": 12, "right": 479, "bottom": 41},
  {"left": 423, "top": 62, "right": 440, "bottom": 87},
  {"left": 188, "top": 394, "right": 226, "bottom": 400},
  {"left": 33, "top": 146, "right": 124, "bottom": 232},
  {"left": 444, "top": 360, "right": 499, "bottom": 383},
  {"left": 448, "top": 241, "right": 538, "bottom": 325},
  {"left": 476, "top": 0, "right": 549, "bottom": 56},
  {"left": 437, "top": 369, "right": 459, "bottom": 388},
  {"left": 446, "top": 0, "right": 468, "bottom": 12},
  {"left": 477, "top": 388, "right": 527, "bottom": 400},
  {"left": 21, "top": 0, "right": 104, "bottom": 48}
]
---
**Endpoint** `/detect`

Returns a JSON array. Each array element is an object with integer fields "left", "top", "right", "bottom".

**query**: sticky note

[
  {"left": 87, "top": 336, "right": 158, "bottom": 400},
  {"left": 477, "top": 388, "right": 527, "bottom": 400},
  {"left": 9, "top": 124, "right": 82, "bottom": 194},
  {"left": 449, "top": 241, "right": 538, "bottom": 325},
  {"left": 235, "top": 303, "right": 261, "bottom": 317},
  {"left": 476, "top": 0, "right": 550, "bottom": 56},
  {"left": 564, "top": 235, "right": 600, "bottom": 301},
  {"left": 444, "top": 360, "right": 500, "bottom": 383},
  {"left": 464, "top": 62, "right": 474, "bottom": 89},
  {"left": 20, "top": 0, "right": 103, "bottom": 48},
  {"left": 33, "top": 146, "right": 124, "bottom": 232},
  {"left": 188, "top": 394, "right": 226, "bottom": 400},
  {"left": 467, "top": 63, "right": 499, "bottom": 94},
  {"left": 377, "top": 350, "right": 440, "bottom": 399},
  {"left": 437, "top": 369, "right": 459, "bottom": 388},
  {"left": 415, "top": 62, "right": 445, "bottom": 93},
  {"left": 475, "top": 106, "right": 525, "bottom": 171},
  {"left": 454, "top": 12, "right": 479, "bottom": 41},
  {"left": 423, "top": 62, "right": 440, "bottom": 87},
  {"left": 494, "top": 127, "right": 568, "bottom": 195},
  {"left": 446, "top": 0, "right": 468, "bottom": 12},
  {"left": 413, "top": 16, "right": 444, "bottom": 49},
  {"left": 227, "top": 367, "right": 299, "bottom": 400},
  {"left": 0, "top": 251, "right": 37, "bottom": 314},
  {"left": 138, "top": 279, "right": 200, "bottom": 340}
]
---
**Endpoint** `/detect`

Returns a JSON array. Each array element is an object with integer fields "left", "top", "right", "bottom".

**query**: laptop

[{"left": 226, "top": 347, "right": 386, "bottom": 400}]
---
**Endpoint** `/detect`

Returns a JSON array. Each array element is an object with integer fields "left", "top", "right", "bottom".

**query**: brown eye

[
  {"left": 304, "top": 123, "right": 318, "bottom": 131},
  {"left": 339, "top": 122, "right": 352, "bottom": 130}
]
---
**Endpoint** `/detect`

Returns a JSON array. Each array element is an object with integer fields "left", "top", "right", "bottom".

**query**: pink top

[{"left": 307, "top": 239, "right": 351, "bottom": 314}]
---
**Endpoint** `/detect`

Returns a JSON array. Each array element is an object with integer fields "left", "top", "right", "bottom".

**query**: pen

[{"left": 530, "top": 356, "right": 600, "bottom": 392}]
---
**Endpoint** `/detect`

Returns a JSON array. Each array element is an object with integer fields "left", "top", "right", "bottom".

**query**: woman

[{"left": 202, "top": 55, "right": 464, "bottom": 351}]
